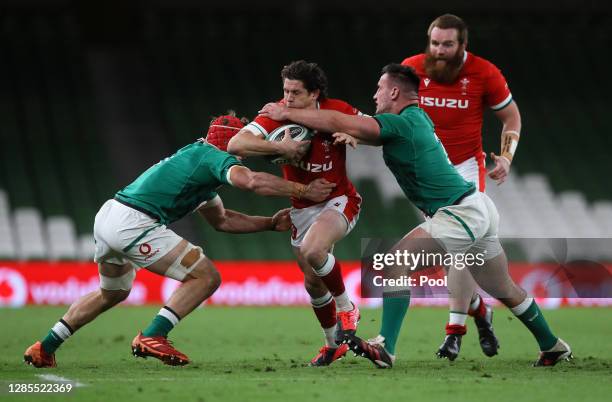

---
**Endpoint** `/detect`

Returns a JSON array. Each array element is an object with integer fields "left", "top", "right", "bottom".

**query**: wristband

[
  {"left": 291, "top": 183, "right": 307, "bottom": 199},
  {"left": 501, "top": 130, "right": 520, "bottom": 162}
]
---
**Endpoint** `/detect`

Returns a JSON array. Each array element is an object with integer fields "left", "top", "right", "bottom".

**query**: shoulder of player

[
  {"left": 465, "top": 52, "right": 501, "bottom": 76},
  {"left": 401, "top": 53, "right": 424, "bottom": 66},
  {"left": 401, "top": 54, "right": 426, "bottom": 74}
]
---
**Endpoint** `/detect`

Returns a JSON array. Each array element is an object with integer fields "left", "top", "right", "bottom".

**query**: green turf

[{"left": 1, "top": 306, "right": 610, "bottom": 402}]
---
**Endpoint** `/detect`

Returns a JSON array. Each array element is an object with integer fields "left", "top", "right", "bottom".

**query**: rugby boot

[
  {"left": 345, "top": 333, "right": 395, "bottom": 369},
  {"left": 131, "top": 332, "right": 189, "bottom": 366},
  {"left": 309, "top": 344, "right": 349, "bottom": 366},
  {"left": 534, "top": 338, "right": 573, "bottom": 367},
  {"left": 24, "top": 341, "right": 56, "bottom": 368}
]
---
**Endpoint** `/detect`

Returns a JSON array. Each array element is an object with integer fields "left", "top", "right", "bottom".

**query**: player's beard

[{"left": 424, "top": 48, "right": 464, "bottom": 84}]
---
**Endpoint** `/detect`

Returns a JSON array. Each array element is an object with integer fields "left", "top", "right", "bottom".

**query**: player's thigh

[
  {"left": 301, "top": 209, "right": 349, "bottom": 254},
  {"left": 388, "top": 227, "right": 447, "bottom": 275}
]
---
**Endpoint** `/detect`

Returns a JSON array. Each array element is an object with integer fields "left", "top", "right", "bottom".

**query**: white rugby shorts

[
  {"left": 454, "top": 154, "right": 486, "bottom": 192},
  {"left": 418, "top": 192, "right": 503, "bottom": 259},
  {"left": 289, "top": 194, "right": 361, "bottom": 247},
  {"left": 93, "top": 199, "right": 183, "bottom": 268}
]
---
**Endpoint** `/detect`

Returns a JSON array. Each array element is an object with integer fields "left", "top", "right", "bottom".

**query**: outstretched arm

[
  {"left": 198, "top": 197, "right": 291, "bottom": 233},
  {"left": 259, "top": 103, "right": 382, "bottom": 144},
  {"left": 228, "top": 165, "right": 336, "bottom": 202}
]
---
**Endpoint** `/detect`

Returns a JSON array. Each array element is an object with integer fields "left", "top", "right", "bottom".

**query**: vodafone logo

[
  {"left": 139, "top": 243, "right": 152, "bottom": 255},
  {"left": 0, "top": 268, "right": 28, "bottom": 307}
]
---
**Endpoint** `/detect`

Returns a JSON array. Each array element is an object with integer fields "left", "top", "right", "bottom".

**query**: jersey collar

[{"left": 399, "top": 103, "right": 419, "bottom": 114}]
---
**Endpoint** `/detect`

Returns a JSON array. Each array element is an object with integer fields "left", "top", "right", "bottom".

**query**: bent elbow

[{"left": 226, "top": 136, "right": 245, "bottom": 156}]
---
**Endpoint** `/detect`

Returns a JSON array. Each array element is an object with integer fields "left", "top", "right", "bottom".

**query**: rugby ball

[{"left": 265, "top": 124, "right": 314, "bottom": 165}]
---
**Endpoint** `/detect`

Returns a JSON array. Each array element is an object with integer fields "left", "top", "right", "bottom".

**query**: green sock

[
  {"left": 41, "top": 320, "right": 73, "bottom": 354},
  {"left": 379, "top": 293, "right": 411, "bottom": 355},
  {"left": 41, "top": 330, "right": 64, "bottom": 354},
  {"left": 142, "top": 307, "right": 180, "bottom": 338},
  {"left": 513, "top": 298, "right": 558, "bottom": 351}
]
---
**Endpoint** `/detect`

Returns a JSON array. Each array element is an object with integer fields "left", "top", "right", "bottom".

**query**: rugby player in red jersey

[{"left": 228, "top": 61, "right": 361, "bottom": 366}]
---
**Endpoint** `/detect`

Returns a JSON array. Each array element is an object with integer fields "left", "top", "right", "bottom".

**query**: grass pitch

[{"left": 1, "top": 306, "right": 610, "bottom": 402}]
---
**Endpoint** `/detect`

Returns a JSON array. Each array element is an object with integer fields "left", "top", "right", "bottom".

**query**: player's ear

[
  {"left": 391, "top": 87, "right": 400, "bottom": 101},
  {"left": 310, "top": 89, "right": 320, "bottom": 102}
]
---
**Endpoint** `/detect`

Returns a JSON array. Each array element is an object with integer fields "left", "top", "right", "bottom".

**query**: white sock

[
  {"left": 159, "top": 306, "right": 180, "bottom": 326},
  {"left": 449, "top": 312, "right": 467, "bottom": 326},
  {"left": 469, "top": 295, "right": 481, "bottom": 312},
  {"left": 334, "top": 291, "right": 352, "bottom": 312},
  {"left": 51, "top": 320, "right": 73, "bottom": 341},
  {"left": 311, "top": 292, "right": 333, "bottom": 308},
  {"left": 313, "top": 254, "right": 335, "bottom": 277},
  {"left": 323, "top": 326, "right": 337, "bottom": 347},
  {"left": 510, "top": 297, "right": 533, "bottom": 316}
]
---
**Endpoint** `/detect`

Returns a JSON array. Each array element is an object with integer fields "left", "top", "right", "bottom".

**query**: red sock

[
  {"left": 446, "top": 323, "right": 467, "bottom": 335},
  {"left": 468, "top": 294, "right": 487, "bottom": 319},
  {"left": 312, "top": 297, "right": 337, "bottom": 328},
  {"left": 317, "top": 256, "right": 346, "bottom": 297}
]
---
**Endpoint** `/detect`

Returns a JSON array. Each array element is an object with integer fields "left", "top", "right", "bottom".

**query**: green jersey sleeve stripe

[{"left": 440, "top": 209, "right": 476, "bottom": 242}]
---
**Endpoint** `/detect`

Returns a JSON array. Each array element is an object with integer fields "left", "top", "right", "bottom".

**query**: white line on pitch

[{"left": 36, "top": 374, "right": 87, "bottom": 387}]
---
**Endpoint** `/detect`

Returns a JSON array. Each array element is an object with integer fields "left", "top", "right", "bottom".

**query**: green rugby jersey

[
  {"left": 374, "top": 105, "right": 475, "bottom": 216},
  {"left": 115, "top": 141, "right": 242, "bottom": 224}
]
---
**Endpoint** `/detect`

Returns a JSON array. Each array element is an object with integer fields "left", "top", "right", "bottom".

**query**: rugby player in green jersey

[
  {"left": 24, "top": 113, "right": 335, "bottom": 368},
  {"left": 260, "top": 64, "right": 572, "bottom": 368}
]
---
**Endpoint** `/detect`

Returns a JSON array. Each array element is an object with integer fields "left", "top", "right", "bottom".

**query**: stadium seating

[{"left": 0, "top": 9, "right": 609, "bottom": 261}]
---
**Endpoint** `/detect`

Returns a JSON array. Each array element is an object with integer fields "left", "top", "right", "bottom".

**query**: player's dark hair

[
  {"left": 381, "top": 63, "right": 420, "bottom": 95},
  {"left": 427, "top": 14, "right": 468, "bottom": 45},
  {"left": 210, "top": 109, "right": 249, "bottom": 126},
  {"left": 281, "top": 60, "right": 328, "bottom": 101}
]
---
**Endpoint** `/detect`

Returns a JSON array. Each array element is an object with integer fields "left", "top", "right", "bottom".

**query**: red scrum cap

[{"left": 206, "top": 111, "right": 248, "bottom": 152}]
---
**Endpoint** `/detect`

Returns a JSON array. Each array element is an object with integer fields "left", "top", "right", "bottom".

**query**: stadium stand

[{"left": 0, "top": 7, "right": 609, "bottom": 261}]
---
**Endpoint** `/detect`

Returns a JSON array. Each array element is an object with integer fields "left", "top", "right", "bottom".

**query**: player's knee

[
  {"left": 99, "top": 268, "right": 136, "bottom": 292},
  {"left": 165, "top": 244, "right": 211, "bottom": 282},
  {"left": 203, "top": 265, "right": 222, "bottom": 293},
  {"left": 186, "top": 260, "right": 222, "bottom": 294},
  {"left": 100, "top": 289, "right": 130, "bottom": 307},
  {"left": 301, "top": 244, "right": 328, "bottom": 268}
]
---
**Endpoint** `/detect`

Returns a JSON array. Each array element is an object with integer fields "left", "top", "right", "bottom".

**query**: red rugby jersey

[
  {"left": 244, "top": 98, "right": 360, "bottom": 208},
  {"left": 402, "top": 52, "right": 512, "bottom": 165}
]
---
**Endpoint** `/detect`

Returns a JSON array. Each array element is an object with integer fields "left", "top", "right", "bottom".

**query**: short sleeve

[
  {"left": 484, "top": 64, "right": 513, "bottom": 111},
  {"left": 244, "top": 111, "right": 286, "bottom": 137},
  {"left": 207, "top": 148, "right": 243, "bottom": 185}
]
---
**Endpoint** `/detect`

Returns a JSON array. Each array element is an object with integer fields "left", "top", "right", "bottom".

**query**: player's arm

[
  {"left": 488, "top": 101, "right": 522, "bottom": 184},
  {"left": 259, "top": 103, "right": 382, "bottom": 145},
  {"left": 227, "top": 165, "right": 336, "bottom": 202},
  {"left": 227, "top": 128, "right": 309, "bottom": 161},
  {"left": 198, "top": 196, "right": 291, "bottom": 233}
]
